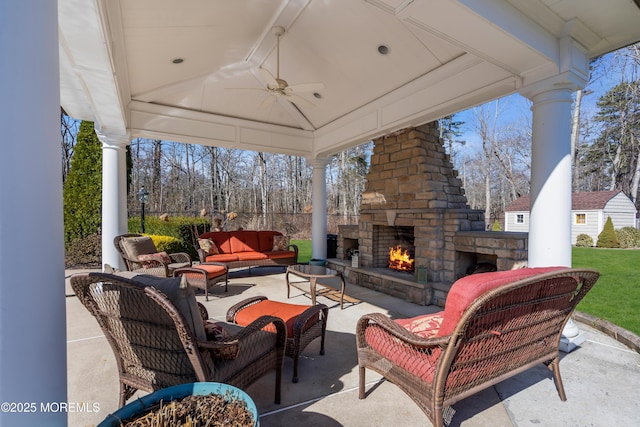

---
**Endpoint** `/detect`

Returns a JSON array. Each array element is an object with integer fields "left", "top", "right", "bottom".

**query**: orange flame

[{"left": 388, "top": 245, "right": 415, "bottom": 272}]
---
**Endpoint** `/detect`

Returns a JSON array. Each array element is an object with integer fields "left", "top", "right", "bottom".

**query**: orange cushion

[
  {"left": 199, "top": 232, "right": 232, "bottom": 254},
  {"left": 437, "top": 267, "right": 565, "bottom": 337},
  {"left": 204, "top": 254, "right": 239, "bottom": 263},
  {"left": 234, "top": 300, "right": 317, "bottom": 337},
  {"left": 262, "top": 250, "right": 296, "bottom": 260},
  {"left": 230, "top": 231, "right": 261, "bottom": 253},
  {"left": 196, "top": 264, "right": 226, "bottom": 279},
  {"left": 236, "top": 251, "right": 268, "bottom": 261}
]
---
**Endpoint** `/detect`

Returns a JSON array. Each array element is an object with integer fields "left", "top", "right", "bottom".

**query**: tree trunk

[{"left": 571, "top": 89, "right": 583, "bottom": 191}]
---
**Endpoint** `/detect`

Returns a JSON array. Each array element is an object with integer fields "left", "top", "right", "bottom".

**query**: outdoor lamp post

[{"left": 137, "top": 186, "right": 149, "bottom": 233}]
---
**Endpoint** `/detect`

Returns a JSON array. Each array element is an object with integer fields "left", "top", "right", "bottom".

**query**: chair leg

[
  {"left": 292, "top": 353, "right": 300, "bottom": 383},
  {"left": 119, "top": 383, "right": 136, "bottom": 408},
  {"left": 275, "top": 364, "right": 282, "bottom": 404},
  {"left": 358, "top": 365, "right": 366, "bottom": 399},
  {"left": 549, "top": 357, "right": 567, "bottom": 401}
]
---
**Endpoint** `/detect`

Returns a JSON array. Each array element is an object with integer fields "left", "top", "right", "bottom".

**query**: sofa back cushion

[
  {"left": 199, "top": 232, "right": 232, "bottom": 254},
  {"left": 230, "top": 231, "right": 261, "bottom": 253},
  {"left": 437, "top": 267, "right": 565, "bottom": 337},
  {"left": 258, "top": 231, "right": 283, "bottom": 252}
]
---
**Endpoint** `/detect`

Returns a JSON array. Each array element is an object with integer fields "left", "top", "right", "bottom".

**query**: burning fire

[{"left": 388, "top": 245, "right": 415, "bottom": 272}]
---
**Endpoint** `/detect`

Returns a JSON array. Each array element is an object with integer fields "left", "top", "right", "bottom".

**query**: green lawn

[
  {"left": 293, "top": 240, "right": 639, "bottom": 336},
  {"left": 572, "top": 247, "right": 640, "bottom": 336},
  {"left": 291, "top": 239, "right": 312, "bottom": 264}
]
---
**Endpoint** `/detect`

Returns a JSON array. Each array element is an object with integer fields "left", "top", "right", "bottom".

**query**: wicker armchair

[
  {"left": 114, "top": 233, "right": 192, "bottom": 277},
  {"left": 71, "top": 272, "right": 286, "bottom": 407},
  {"left": 357, "top": 267, "right": 600, "bottom": 427}
]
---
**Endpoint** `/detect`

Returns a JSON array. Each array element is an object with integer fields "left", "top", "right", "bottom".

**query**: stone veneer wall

[{"left": 356, "top": 122, "right": 485, "bottom": 304}]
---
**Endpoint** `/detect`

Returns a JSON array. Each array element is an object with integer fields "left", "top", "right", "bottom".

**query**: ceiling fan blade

[
  {"left": 284, "top": 92, "right": 316, "bottom": 108},
  {"left": 260, "top": 94, "right": 277, "bottom": 109},
  {"left": 225, "top": 87, "right": 268, "bottom": 93},
  {"left": 259, "top": 67, "right": 279, "bottom": 89},
  {"left": 286, "top": 82, "right": 325, "bottom": 93}
]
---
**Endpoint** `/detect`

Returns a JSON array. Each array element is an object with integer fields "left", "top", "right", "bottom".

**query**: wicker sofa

[
  {"left": 196, "top": 230, "right": 298, "bottom": 269},
  {"left": 356, "top": 267, "right": 600, "bottom": 427}
]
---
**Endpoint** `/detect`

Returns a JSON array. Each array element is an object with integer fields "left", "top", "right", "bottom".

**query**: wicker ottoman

[
  {"left": 227, "top": 296, "right": 328, "bottom": 383},
  {"left": 173, "top": 263, "right": 228, "bottom": 300}
]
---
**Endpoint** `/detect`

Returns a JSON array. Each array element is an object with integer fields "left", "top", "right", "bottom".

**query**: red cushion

[
  {"left": 230, "top": 231, "right": 261, "bottom": 253},
  {"left": 395, "top": 312, "right": 444, "bottom": 339},
  {"left": 437, "top": 267, "right": 565, "bottom": 337},
  {"left": 364, "top": 325, "right": 439, "bottom": 383},
  {"left": 234, "top": 300, "right": 317, "bottom": 337},
  {"left": 205, "top": 254, "right": 239, "bottom": 263},
  {"left": 258, "top": 231, "right": 282, "bottom": 252}
]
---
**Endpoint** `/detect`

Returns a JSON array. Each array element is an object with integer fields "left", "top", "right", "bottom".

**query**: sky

[{"left": 453, "top": 48, "right": 635, "bottom": 155}]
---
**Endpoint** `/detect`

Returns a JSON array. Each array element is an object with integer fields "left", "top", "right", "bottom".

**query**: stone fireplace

[{"left": 330, "top": 122, "right": 528, "bottom": 306}]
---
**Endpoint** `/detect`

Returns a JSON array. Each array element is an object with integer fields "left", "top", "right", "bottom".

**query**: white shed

[{"left": 504, "top": 190, "right": 637, "bottom": 244}]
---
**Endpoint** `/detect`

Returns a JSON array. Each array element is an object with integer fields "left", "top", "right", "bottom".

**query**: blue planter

[
  {"left": 98, "top": 382, "right": 258, "bottom": 426},
  {"left": 309, "top": 258, "right": 326, "bottom": 266}
]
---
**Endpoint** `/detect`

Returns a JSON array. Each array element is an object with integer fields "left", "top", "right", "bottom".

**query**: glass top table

[{"left": 285, "top": 264, "right": 346, "bottom": 309}]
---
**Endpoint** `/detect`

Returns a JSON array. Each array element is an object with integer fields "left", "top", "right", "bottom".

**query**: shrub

[
  {"left": 65, "top": 232, "right": 101, "bottom": 267},
  {"left": 63, "top": 121, "right": 102, "bottom": 246},
  {"left": 491, "top": 220, "right": 501, "bottom": 231},
  {"left": 615, "top": 226, "right": 640, "bottom": 248},
  {"left": 575, "top": 234, "right": 594, "bottom": 247},
  {"left": 128, "top": 216, "right": 210, "bottom": 259},
  {"left": 148, "top": 234, "right": 187, "bottom": 255},
  {"left": 596, "top": 216, "right": 620, "bottom": 248}
]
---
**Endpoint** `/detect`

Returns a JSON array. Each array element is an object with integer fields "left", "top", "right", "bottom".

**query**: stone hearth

[{"left": 329, "top": 122, "right": 528, "bottom": 306}]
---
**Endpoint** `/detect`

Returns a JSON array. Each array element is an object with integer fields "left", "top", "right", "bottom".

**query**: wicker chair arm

[
  {"left": 293, "top": 303, "right": 328, "bottom": 333},
  {"left": 168, "top": 252, "right": 192, "bottom": 265},
  {"left": 226, "top": 296, "right": 269, "bottom": 322},
  {"left": 288, "top": 244, "right": 299, "bottom": 259},
  {"left": 196, "top": 247, "right": 208, "bottom": 263},
  {"left": 197, "top": 337, "right": 241, "bottom": 360},
  {"left": 197, "top": 302, "right": 208, "bottom": 321},
  {"left": 357, "top": 313, "right": 450, "bottom": 349},
  {"left": 232, "top": 315, "right": 287, "bottom": 342},
  {"left": 198, "top": 338, "right": 240, "bottom": 350}
]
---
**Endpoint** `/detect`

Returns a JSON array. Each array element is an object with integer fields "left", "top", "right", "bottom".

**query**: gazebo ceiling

[{"left": 58, "top": 0, "right": 640, "bottom": 158}]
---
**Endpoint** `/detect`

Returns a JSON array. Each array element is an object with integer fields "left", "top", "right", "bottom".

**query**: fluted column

[
  {"left": 0, "top": 1, "right": 67, "bottom": 425},
  {"left": 97, "top": 132, "right": 130, "bottom": 270},
  {"left": 310, "top": 157, "right": 331, "bottom": 261}
]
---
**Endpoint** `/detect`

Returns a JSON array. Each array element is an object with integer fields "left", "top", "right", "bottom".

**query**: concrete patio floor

[{"left": 66, "top": 267, "right": 640, "bottom": 426}]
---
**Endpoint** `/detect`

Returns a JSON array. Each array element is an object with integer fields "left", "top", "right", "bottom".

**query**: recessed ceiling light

[
  {"left": 172, "top": 58, "right": 184, "bottom": 64},
  {"left": 313, "top": 92, "right": 322, "bottom": 99},
  {"left": 377, "top": 45, "right": 389, "bottom": 55}
]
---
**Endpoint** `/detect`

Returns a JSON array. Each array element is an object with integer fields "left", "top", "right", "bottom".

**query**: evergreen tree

[
  {"left": 63, "top": 121, "right": 102, "bottom": 245},
  {"left": 588, "top": 81, "right": 640, "bottom": 196},
  {"left": 596, "top": 216, "right": 620, "bottom": 248}
]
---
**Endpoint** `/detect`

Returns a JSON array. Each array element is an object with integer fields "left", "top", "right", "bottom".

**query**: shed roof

[{"left": 504, "top": 190, "right": 625, "bottom": 212}]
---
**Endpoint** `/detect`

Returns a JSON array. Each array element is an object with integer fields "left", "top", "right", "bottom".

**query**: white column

[
  {"left": 311, "top": 158, "right": 331, "bottom": 261},
  {"left": 97, "top": 133, "right": 130, "bottom": 271},
  {"left": 0, "top": 1, "right": 67, "bottom": 425},
  {"left": 521, "top": 51, "right": 588, "bottom": 351},
  {"left": 525, "top": 87, "right": 576, "bottom": 268}
]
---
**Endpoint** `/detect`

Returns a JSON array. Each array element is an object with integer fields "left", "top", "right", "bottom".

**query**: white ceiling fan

[{"left": 236, "top": 26, "right": 324, "bottom": 109}]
